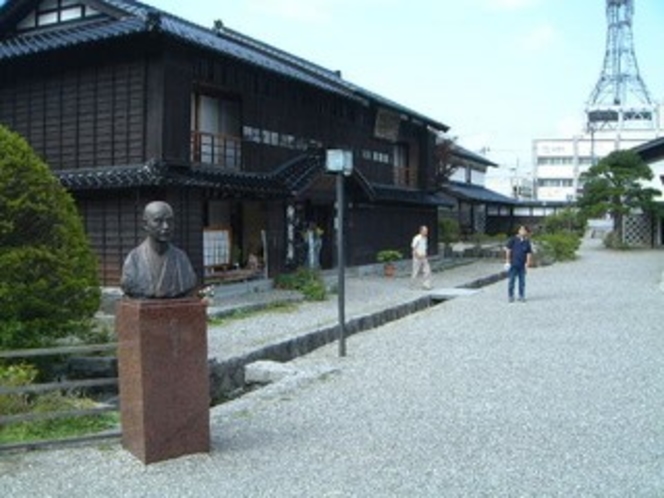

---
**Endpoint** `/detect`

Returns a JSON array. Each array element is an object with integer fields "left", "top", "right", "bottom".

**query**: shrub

[
  {"left": 0, "top": 362, "right": 38, "bottom": 415},
  {"left": 603, "top": 231, "right": 628, "bottom": 250},
  {"left": 533, "top": 232, "right": 581, "bottom": 262},
  {"left": 376, "top": 249, "right": 403, "bottom": 263},
  {"left": 0, "top": 125, "right": 100, "bottom": 350},
  {"left": 438, "top": 218, "right": 460, "bottom": 244},
  {"left": 542, "top": 208, "right": 587, "bottom": 236},
  {"left": 274, "top": 267, "right": 327, "bottom": 301}
]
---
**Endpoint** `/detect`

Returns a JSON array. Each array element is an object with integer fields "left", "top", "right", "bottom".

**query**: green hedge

[
  {"left": 533, "top": 232, "right": 581, "bottom": 263},
  {"left": 0, "top": 126, "right": 100, "bottom": 350}
]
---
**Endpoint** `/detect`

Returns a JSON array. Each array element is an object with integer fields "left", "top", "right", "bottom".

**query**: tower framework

[{"left": 586, "top": 0, "right": 657, "bottom": 131}]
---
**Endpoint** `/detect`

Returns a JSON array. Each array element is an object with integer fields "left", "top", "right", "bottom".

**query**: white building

[{"left": 534, "top": 125, "right": 662, "bottom": 202}]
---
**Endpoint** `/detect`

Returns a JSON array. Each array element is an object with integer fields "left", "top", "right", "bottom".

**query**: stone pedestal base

[{"left": 117, "top": 298, "right": 209, "bottom": 464}]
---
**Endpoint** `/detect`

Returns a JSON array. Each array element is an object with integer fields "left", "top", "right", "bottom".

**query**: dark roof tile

[
  {"left": 56, "top": 161, "right": 286, "bottom": 197},
  {"left": 55, "top": 153, "right": 453, "bottom": 208},
  {"left": 441, "top": 181, "right": 517, "bottom": 205},
  {"left": 371, "top": 184, "right": 455, "bottom": 208}
]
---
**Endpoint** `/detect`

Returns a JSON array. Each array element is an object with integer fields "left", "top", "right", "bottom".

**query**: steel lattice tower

[{"left": 586, "top": 0, "right": 656, "bottom": 131}]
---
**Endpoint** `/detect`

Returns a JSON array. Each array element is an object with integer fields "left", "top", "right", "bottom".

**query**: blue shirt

[{"left": 506, "top": 236, "right": 532, "bottom": 268}]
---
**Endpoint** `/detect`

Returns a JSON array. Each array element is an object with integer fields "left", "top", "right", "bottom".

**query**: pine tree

[{"left": 578, "top": 149, "right": 661, "bottom": 244}]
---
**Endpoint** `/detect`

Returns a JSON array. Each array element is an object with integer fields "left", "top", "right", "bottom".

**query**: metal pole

[{"left": 337, "top": 172, "right": 346, "bottom": 357}]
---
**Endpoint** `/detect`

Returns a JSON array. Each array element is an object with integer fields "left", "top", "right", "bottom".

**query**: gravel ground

[
  {"left": 206, "top": 258, "right": 501, "bottom": 361},
  {"left": 2, "top": 238, "right": 664, "bottom": 497}
]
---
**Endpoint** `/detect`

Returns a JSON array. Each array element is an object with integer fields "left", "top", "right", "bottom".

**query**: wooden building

[
  {"left": 0, "top": 0, "right": 452, "bottom": 286},
  {"left": 440, "top": 145, "right": 517, "bottom": 236},
  {"left": 631, "top": 137, "right": 664, "bottom": 246}
]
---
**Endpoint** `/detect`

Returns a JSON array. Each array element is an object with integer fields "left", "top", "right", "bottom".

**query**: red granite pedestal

[{"left": 116, "top": 298, "right": 210, "bottom": 464}]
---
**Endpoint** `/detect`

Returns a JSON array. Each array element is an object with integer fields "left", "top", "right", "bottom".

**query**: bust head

[
  {"left": 120, "top": 200, "right": 198, "bottom": 299},
  {"left": 143, "top": 201, "right": 174, "bottom": 253}
]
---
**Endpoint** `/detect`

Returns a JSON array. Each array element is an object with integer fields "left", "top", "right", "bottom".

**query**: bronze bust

[{"left": 121, "top": 201, "right": 197, "bottom": 299}]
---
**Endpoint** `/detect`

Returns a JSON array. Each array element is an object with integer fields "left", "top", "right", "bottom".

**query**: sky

[{"left": 4, "top": 0, "right": 664, "bottom": 178}]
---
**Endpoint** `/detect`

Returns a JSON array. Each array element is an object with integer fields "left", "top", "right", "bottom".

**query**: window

[
  {"left": 537, "top": 178, "right": 574, "bottom": 188},
  {"left": 393, "top": 143, "right": 413, "bottom": 187},
  {"left": 17, "top": 0, "right": 100, "bottom": 31},
  {"left": 191, "top": 93, "right": 242, "bottom": 168}
]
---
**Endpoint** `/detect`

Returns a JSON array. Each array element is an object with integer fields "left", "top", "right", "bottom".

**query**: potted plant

[{"left": 376, "top": 249, "right": 403, "bottom": 277}]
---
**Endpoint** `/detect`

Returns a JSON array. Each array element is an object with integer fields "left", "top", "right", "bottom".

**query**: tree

[
  {"left": 577, "top": 149, "right": 661, "bottom": 242},
  {"left": 0, "top": 125, "right": 100, "bottom": 349},
  {"left": 433, "top": 135, "right": 459, "bottom": 186}
]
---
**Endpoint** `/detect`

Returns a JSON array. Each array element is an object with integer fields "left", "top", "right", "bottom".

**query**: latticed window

[
  {"left": 17, "top": 0, "right": 100, "bottom": 31},
  {"left": 190, "top": 93, "right": 242, "bottom": 168}
]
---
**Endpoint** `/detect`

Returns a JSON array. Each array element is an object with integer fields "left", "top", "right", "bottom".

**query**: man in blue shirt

[{"left": 504, "top": 225, "right": 533, "bottom": 302}]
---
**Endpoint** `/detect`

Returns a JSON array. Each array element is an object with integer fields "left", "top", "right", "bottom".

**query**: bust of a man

[{"left": 120, "top": 201, "right": 197, "bottom": 299}]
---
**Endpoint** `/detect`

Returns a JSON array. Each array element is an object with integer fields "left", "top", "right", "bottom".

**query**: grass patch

[
  {"left": 0, "top": 393, "right": 119, "bottom": 445},
  {"left": 208, "top": 301, "right": 299, "bottom": 326},
  {"left": 274, "top": 268, "right": 327, "bottom": 301},
  {"left": 1, "top": 362, "right": 119, "bottom": 445}
]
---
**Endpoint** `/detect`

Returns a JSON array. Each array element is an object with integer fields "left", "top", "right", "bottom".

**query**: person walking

[
  {"left": 504, "top": 225, "right": 533, "bottom": 302},
  {"left": 411, "top": 225, "right": 432, "bottom": 290}
]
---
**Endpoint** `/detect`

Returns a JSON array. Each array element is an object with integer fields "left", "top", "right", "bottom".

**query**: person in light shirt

[{"left": 411, "top": 225, "right": 432, "bottom": 290}]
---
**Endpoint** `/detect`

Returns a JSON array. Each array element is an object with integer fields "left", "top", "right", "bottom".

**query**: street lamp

[{"left": 325, "top": 149, "right": 353, "bottom": 357}]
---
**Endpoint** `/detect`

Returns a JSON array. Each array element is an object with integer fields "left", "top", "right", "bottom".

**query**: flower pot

[{"left": 383, "top": 263, "right": 396, "bottom": 277}]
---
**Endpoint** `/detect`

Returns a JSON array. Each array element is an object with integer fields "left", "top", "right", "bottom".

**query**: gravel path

[
  {"left": 206, "top": 258, "right": 502, "bottom": 362},
  {"left": 2, "top": 238, "right": 663, "bottom": 497}
]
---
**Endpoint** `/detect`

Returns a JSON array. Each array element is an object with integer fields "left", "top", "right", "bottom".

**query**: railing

[
  {"left": 0, "top": 343, "right": 120, "bottom": 452},
  {"left": 190, "top": 131, "right": 242, "bottom": 169}
]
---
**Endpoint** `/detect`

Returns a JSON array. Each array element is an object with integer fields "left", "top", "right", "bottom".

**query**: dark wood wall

[
  {"left": 0, "top": 47, "right": 148, "bottom": 170},
  {"left": 349, "top": 204, "right": 438, "bottom": 265},
  {"left": 0, "top": 38, "right": 434, "bottom": 186},
  {"left": 76, "top": 191, "right": 142, "bottom": 286},
  {"left": 76, "top": 188, "right": 205, "bottom": 286},
  {"left": 186, "top": 47, "right": 429, "bottom": 185}
]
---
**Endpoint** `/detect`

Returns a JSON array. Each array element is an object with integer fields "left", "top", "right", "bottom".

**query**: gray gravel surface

[
  {"left": 206, "top": 259, "right": 500, "bottom": 362},
  {"left": 2, "top": 238, "right": 664, "bottom": 497}
]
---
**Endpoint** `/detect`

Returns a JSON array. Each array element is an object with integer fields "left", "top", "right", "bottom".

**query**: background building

[
  {"left": 534, "top": 123, "right": 662, "bottom": 202},
  {"left": 534, "top": 0, "right": 662, "bottom": 203}
]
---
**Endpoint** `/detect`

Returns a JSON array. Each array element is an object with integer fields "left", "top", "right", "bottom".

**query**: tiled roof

[
  {"left": 0, "top": 0, "right": 448, "bottom": 131},
  {"left": 272, "top": 150, "right": 326, "bottom": 194},
  {"left": 441, "top": 181, "right": 517, "bottom": 205},
  {"left": 451, "top": 145, "right": 497, "bottom": 167},
  {"left": 632, "top": 136, "right": 664, "bottom": 163},
  {"left": 55, "top": 152, "right": 453, "bottom": 208},
  {"left": 371, "top": 184, "right": 455, "bottom": 208},
  {"left": 0, "top": 16, "right": 145, "bottom": 58},
  {"left": 56, "top": 160, "right": 286, "bottom": 197}
]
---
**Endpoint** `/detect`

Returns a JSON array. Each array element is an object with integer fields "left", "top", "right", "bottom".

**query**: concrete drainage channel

[{"left": 208, "top": 271, "right": 506, "bottom": 404}]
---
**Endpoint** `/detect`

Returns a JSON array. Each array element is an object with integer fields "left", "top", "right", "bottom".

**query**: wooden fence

[{"left": 0, "top": 343, "right": 121, "bottom": 452}]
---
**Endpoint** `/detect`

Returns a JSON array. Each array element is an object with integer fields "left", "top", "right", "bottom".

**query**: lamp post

[{"left": 325, "top": 149, "right": 353, "bottom": 357}]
